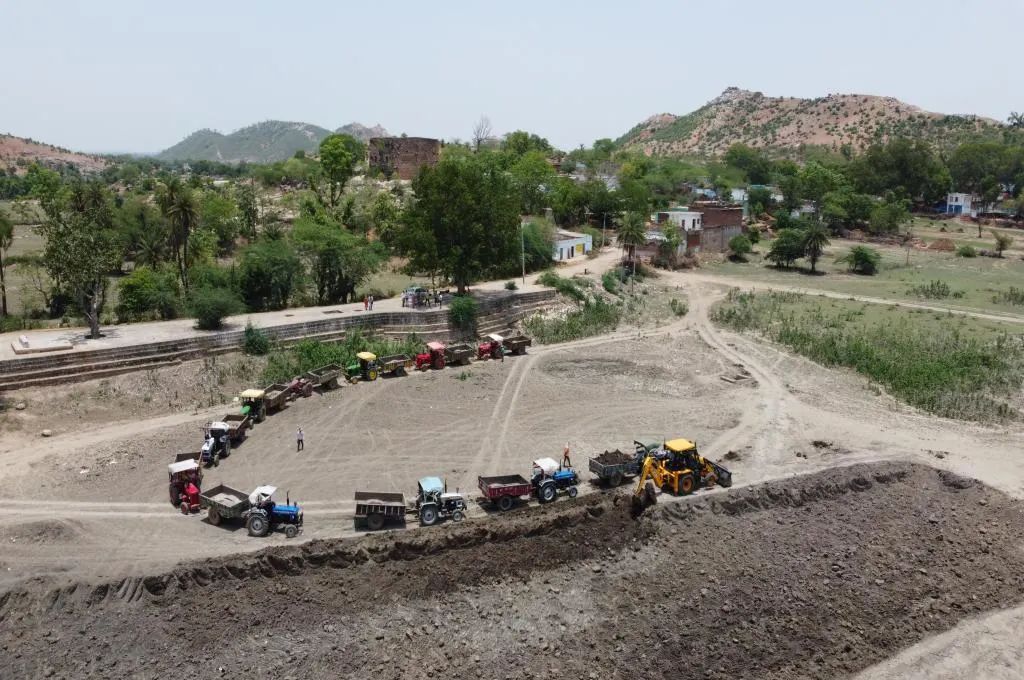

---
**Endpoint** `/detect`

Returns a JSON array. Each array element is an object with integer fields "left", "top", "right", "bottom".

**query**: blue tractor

[
  {"left": 244, "top": 485, "right": 304, "bottom": 538},
  {"left": 532, "top": 457, "right": 580, "bottom": 503}
]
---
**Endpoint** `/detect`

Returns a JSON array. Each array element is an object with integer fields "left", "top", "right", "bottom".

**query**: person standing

[
  {"left": 363, "top": 296, "right": 368, "bottom": 311},
  {"left": 368, "top": 294, "right": 374, "bottom": 310},
  {"left": 562, "top": 442, "right": 571, "bottom": 469},
  {"left": 297, "top": 428, "right": 304, "bottom": 452}
]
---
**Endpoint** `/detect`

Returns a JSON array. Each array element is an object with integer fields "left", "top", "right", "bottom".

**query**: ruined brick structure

[
  {"left": 368, "top": 137, "right": 442, "bottom": 181},
  {"left": 693, "top": 201, "right": 744, "bottom": 252}
]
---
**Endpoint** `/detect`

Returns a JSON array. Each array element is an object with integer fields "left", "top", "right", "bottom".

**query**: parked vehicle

[
  {"left": 478, "top": 473, "right": 533, "bottom": 512},
  {"left": 501, "top": 334, "right": 532, "bottom": 356},
  {"left": 239, "top": 389, "right": 267, "bottom": 423},
  {"left": 305, "top": 364, "right": 343, "bottom": 390},
  {"left": 200, "top": 484, "right": 303, "bottom": 538},
  {"left": 379, "top": 354, "right": 414, "bottom": 377},
  {"left": 588, "top": 441, "right": 660, "bottom": 487},
  {"left": 220, "top": 414, "right": 251, "bottom": 443},
  {"left": 477, "top": 333, "right": 505, "bottom": 360},
  {"left": 287, "top": 375, "right": 314, "bottom": 398},
  {"left": 200, "top": 421, "right": 231, "bottom": 466},
  {"left": 346, "top": 352, "right": 380, "bottom": 383},
  {"left": 414, "top": 476, "right": 467, "bottom": 526},
  {"left": 168, "top": 459, "right": 203, "bottom": 508},
  {"left": 531, "top": 457, "right": 580, "bottom": 503},
  {"left": 444, "top": 343, "right": 475, "bottom": 366},
  {"left": 415, "top": 342, "right": 447, "bottom": 370},
  {"left": 631, "top": 438, "right": 733, "bottom": 513},
  {"left": 354, "top": 490, "right": 407, "bottom": 531}
]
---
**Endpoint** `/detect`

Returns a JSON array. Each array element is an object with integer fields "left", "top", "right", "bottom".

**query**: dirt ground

[{"left": 2, "top": 280, "right": 1024, "bottom": 678}]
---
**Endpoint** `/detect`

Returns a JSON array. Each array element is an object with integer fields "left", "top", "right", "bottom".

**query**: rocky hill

[
  {"left": 617, "top": 87, "right": 1007, "bottom": 157},
  {"left": 0, "top": 134, "right": 109, "bottom": 173},
  {"left": 157, "top": 120, "right": 390, "bottom": 163}
]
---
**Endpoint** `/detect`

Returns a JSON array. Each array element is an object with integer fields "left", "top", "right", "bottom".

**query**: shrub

[
  {"left": 908, "top": 280, "right": 951, "bottom": 300},
  {"left": 992, "top": 230, "right": 1014, "bottom": 257},
  {"left": 746, "top": 227, "right": 761, "bottom": 245},
  {"left": 448, "top": 296, "right": 479, "bottom": 335},
  {"left": 537, "top": 270, "right": 587, "bottom": 302},
  {"left": 993, "top": 287, "right": 1024, "bottom": 306},
  {"left": 115, "top": 267, "right": 181, "bottom": 323},
  {"left": 523, "top": 298, "right": 620, "bottom": 344},
  {"left": 669, "top": 298, "right": 688, "bottom": 316},
  {"left": 243, "top": 321, "right": 271, "bottom": 355},
  {"left": 601, "top": 270, "right": 619, "bottom": 294},
  {"left": 505, "top": 280, "right": 518, "bottom": 291},
  {"left": 956, "top": 245, "right": 978, "bottom": 258},
  {"left": 835, "top": 245, "right": 881, "bottom": 275},
  {"left": 188, "top": 286, "right": 243, "bottom": 331},
  {"left": 728, "top": 234, "right": 753, "bottom": 260}
]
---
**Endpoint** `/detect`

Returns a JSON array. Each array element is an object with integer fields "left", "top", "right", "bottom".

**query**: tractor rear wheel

[
  {"left": 434, "top": 358, "right": 445, "bottom": 369},
  {"left": 247, "top": 514, "right": 269, "bottom": 537},
  {"left": 283, "top": 524, "right": 299, "bottom": 539},
  {"left": 420, "top": 505, "right": 438, "bottom": 526},
  {"left": 169, "top": 484, "right": 178, "bottom": 505},
  {"left": 366, "top": 514, "right": 385, "bottom": 531},
  {"left": 207, "top": 508, "right": 221, "bottom": 526},
  {"left": 222, "top": 441, "right": 231, "bottom": 458},
  {"left": 497, "top": 495, "right": 514, "bottom": 512},
  {"left": 538, "top": 483, "right": 556, "bottom": 504}
]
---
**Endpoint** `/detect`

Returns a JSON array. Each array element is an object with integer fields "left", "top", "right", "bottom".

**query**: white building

[
  {"left": 553, "top": 230, "right": 592, "bottom": 262},
  {"left": 653, "top": 208, "right": 702, "bottom": 232},
  {"left": 946, "top": 193, "right": 974, "bottom": 216}
]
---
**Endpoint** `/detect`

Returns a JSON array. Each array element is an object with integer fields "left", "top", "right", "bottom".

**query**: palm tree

[
  {"left": 137, "top": 226, "right": 168, "bottom": 269},
  {"left": 0, "top": 211, "right": 13, "bottom": 317},
  {"left": 618, "top": 211, "right": 647, "bottom": 263},
  {"left": 159, "top": 178, "right": 199, "bottom": 293},
  {"left": 802, "top": 220, "right": 831, "bottom": 273}
]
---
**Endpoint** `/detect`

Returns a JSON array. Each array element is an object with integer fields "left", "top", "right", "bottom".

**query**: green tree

[
  {"left": 198, "top": 189, "right": 239, "bottom": 255},
  {"left": 618, "top": 211, "right": 646, "bottom": 262},
  {"left": 314, "top": 134, "right": 365, "bottom": 209},
  {"left": 869, "top": 192, "right": 911, "bottom": 234},
  {"left": 236, "top": 181, "right": 259, "bottom": 241},
  {"left": 34, "top": 180, "right": 122, "bottom": 337},
  {"left": 157, "top": 178, "right": 199, "bottom": 294},
  {"left": 728, "top": 234, "right": 752, "bottom": 261},
  {"left": 238, "top": 239, "right": 302, "bottom": 311},
  {"left": 765, "top": 229, "right": 805, "bottom": 269},
  {"left": 723, "top": 144, "right": 773, "bottom": 185},
  {"left": 992, "top": 230, "right": 1013, "bottom": 257},
  {"left": 398, "top": 155, "right": 520, "bottom": 294},
  {"left": 801, "top": 220, "right": 831, "bottom": 273},
  {"left": 798, "top": 162, "right": 846, "bottom": 216},
  {"left": 0, "top": 211, "right": 13, "bottom": 316},
  {"left": 548, "top": 177, "right": 588, "bottom": 227},
  {"left": 510, "top": 150, "right": 556, "bottom": 215},
  {"left": 501, "top": 131, "right": 552, "bottom": 161},
  {"left": 835, "top": 245, "right": 882, "bottom": 275},
  {"left": 115, "top": 266, "right": 181, "bottom": 322},
  {"left": 292, "top": 217, "right": 383, "bottom": 304},
  {"left": 747, "top": 186, "right": 775, "bottom": 217}
]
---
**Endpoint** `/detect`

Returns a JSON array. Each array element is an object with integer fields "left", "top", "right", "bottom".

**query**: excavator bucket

[{"left": 630, "top": 481, "right": 658, "bottom": 517}]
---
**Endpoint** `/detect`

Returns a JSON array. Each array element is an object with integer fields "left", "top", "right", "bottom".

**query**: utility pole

[
  {"left": 602, "top": 213, "right": 606, "bottom": 248},
  {"left": 521, "top": 222, "right": 526, "bottom": 284}
]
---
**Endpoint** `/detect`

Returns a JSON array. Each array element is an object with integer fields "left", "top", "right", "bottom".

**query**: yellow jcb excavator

[{"left": 631, "top": 438, "right": 732, "bottom": 514}]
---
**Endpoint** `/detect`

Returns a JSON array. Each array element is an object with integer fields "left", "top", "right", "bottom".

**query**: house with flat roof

[{"left": 553, "top": 230, "right": 592, "bottom": 262}]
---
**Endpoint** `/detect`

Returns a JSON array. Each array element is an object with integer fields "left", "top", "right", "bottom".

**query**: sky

[{"left": 3, "top": 0, "right": 1021, "bottom": 154}]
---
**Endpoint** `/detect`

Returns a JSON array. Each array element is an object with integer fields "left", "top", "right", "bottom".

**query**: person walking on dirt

[
  {"left": 297, "top": 428, "right": 304, "bottom": 452},
  {"left": 562, "top": 443, "right": 571, "bottom": 469},
  {"left": 363, "top": 296, "right": 368, "bottom": 311},
  {"left": 368, "top": 294, "right": 374, "bottom": 310}
]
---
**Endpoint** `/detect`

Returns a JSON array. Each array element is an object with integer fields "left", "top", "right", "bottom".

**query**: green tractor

[
  {"left": 346, "top": 352, "right": 380, "bottom": 383},
  {"left": 239, "top": 389, "right": 267, "bottom": 423}
]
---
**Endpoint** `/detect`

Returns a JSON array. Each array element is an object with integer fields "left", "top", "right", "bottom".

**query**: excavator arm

[{"left": 631, "top": 456, "right": 660, "bottom": 513}]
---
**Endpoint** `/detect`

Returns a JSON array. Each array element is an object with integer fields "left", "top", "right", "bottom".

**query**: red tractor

[
  {"left": 168, "top": 459, "right": 203, "bottom": 514},
  {"left": 415, "top": 342, "right": 447, "bottom": 370},
  {"left": 477, "top": 333, "right": 505, "bottom": 360}
]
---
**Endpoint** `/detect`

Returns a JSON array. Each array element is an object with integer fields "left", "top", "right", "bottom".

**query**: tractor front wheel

[
  {"left": 451, "top": 510, "right": 465, "bottom": 523},
  {"left": 284, "top": 524, "right": 299, "bottom": 539},
  {"left": 367, "top": 369, "right": 379, "bottom": 381},
  {"left": 180, "top": 501, "right": 190, "bottom": 515},
  {"left": 568, "top": 486, "right": 579, "bottom": 499}
]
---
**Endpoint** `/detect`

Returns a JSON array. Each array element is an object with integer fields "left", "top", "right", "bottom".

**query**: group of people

[
  {"left": 362, "top": 295, "right": 374, "bottom": 311},
  {"left": 403, "top": 290, "right": 444, "bottom": 309}
]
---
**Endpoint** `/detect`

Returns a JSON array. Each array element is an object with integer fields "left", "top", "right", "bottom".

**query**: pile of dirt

[
  {"left": 2, "top": 462, "right": 1023, "bottom": 680},
  {"left": 928, "top": 238, "right": 957, "bottom": 251},
  {"left": 593, "top": 448, "right": 632, "bottom": 465}
]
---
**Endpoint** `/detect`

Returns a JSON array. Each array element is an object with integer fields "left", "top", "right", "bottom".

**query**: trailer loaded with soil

[{"left": 354, "top": 490, "right": 407, "bottom": 531}]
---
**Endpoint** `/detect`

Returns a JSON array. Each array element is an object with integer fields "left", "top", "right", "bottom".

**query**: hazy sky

[{"left": 3, "top": 0, "right": 1020, "bottom": 154}]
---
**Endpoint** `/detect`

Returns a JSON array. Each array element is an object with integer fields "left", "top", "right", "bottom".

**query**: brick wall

[
  {"left": 368, "top": 137, "right": 442, "bottom": 181},
  {"left": 694, "top": 203, "right": 743, "bottom": 229}
]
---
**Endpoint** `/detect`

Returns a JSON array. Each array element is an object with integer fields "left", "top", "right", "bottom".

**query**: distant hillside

[
  {"left": 336, "top": 123, "right": 388, "bottom": 141},
  {"left": 617, "top": 87, "right": 1008, "bottom": 157},
  {"left": 0, "top": 133, "right": 108, "bottom": 173},
  {"left": 157, "top": 120, "right": 390, "bottom": 163}
]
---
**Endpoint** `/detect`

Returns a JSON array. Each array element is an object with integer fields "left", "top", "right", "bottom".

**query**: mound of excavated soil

[
  {"left": 1, "top": 462, "right": 1022, "bottom": 680},
  {"left": 928, "top": 238, "right": 956, "bottom": 251},
  {"left": 593, "top": 449, "right": 632, "bottom": 465}
]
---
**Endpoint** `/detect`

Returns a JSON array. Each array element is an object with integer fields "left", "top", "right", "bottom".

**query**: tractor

[
  {"left": 346, "top": 351, "right": 380, "bottom": 383},
  {"left": 631, "top": 438, "right": 732, "bottom": 514},
  {"left": 415, "top": 476, "right": 467, "bottom": 526},
  {"left": 531, "top": 457, "right": 580, "bottom": 503},
  {"left": 243, "top": 486, "right": 304, "bottom": 538},
  {"left": 477, "top": 334, "right": 505, "bottom": 360},
  {"left": 239, "top": 389, "right": 267, "bottom": 423},
  {"left": 415, "top": 342, "right": 447, "bottom": 370},
  {"left": 168, "top": 459, "right": 203, "bottom": 511},
  {"left": 200, "top": 422, "right": 231, "bottom": 466}
]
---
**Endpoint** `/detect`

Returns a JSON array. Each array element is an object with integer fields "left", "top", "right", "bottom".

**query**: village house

[{"left": 553, "top": 230, "right": 592, "bottom": 262}]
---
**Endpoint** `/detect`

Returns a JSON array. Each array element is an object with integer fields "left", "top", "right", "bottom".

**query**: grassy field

[
  {"left": 712, "top": 290, "right": 1024, "bottom": 422},
  {"left": 907, "top": 216, "right": 1023, "bottom": 253},
  {"left": 709, "top": 236, "right": 1024, "bottom": 314}
]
